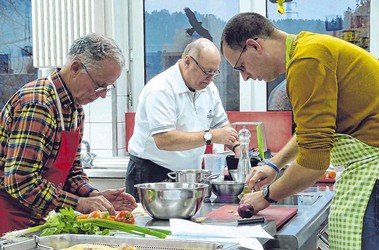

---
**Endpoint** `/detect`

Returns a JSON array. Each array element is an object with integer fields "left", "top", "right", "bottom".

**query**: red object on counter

[
  {"left": 201, "top": 144, "right": 213, "bottom": 169},
  {"left": 204, "top": 144, "right": 213, "bottom": 154},
  {"left": 205, "top": 204, "right": 298, "bottom": 228}
]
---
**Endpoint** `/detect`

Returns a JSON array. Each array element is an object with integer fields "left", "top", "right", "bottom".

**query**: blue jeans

[{"left": 362, "top": 179, "right": 379, "bottom": 250}]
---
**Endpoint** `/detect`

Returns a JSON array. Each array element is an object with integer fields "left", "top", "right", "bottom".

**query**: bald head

[{"left": 182, "top": 38, "right": 220, "bottom": 60}]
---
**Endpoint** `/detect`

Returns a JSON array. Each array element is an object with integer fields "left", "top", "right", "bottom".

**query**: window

[
  {"left": 0, "top": 0, "right": 37, "bottom": 110},
  {"left": 266, "top": 0, "right": 370, "bottom": 111},
  {"left": 144, "top": 0, "right": 240, "bottom": 111}
]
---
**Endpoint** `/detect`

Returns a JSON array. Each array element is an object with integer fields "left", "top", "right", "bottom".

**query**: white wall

[
  {"left": 239, "top": 0, "right": 267, "bottom": 111},
  {"left": 128, "top": 0, "right": 145, "bottom": 111},
  {"left": 82, "top": 0, "right": 130, "bottom": 157}
]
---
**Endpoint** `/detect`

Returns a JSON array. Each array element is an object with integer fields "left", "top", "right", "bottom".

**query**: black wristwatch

[
  {"left": 203, "top": 130, "right": 212, "bottom": 145},
  {"left": 262, "top": 185, "right": 278, "bottom": 204}
]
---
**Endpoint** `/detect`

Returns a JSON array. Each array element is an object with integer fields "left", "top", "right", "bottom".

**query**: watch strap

[{"left": 263, "top": 185, "right": 278, "bottom": 204}]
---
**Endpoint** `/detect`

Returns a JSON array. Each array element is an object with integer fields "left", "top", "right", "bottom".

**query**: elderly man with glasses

[
  {"left": 0, "top": 33, "right": 137, "bottom": 235},
  {"left": 127, "top": 38, "right": 240, "bottom": 201}
]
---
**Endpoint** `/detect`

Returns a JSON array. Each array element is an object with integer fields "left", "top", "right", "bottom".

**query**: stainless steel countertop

[
  {"left": 265, "top": 186, "right": 334, "bottom": 249},
  {"left": 134, "top": 186, "right": 333, "bottom": 250}
]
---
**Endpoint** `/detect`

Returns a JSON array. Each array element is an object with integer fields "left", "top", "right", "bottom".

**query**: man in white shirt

[{"left": 127, "top": 38, "right": 240, "bottom": 200}]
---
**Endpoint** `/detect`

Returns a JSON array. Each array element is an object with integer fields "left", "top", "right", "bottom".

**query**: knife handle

[{"left": 237, "top": 217, "right": 265, "bottom": 225}]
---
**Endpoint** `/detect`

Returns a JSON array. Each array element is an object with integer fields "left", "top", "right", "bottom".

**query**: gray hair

[
  {"left": 221, "top": 12, "right": 277, "bottom": 53},
  {"left": 67, "top": 33, "right": 125, "bottom": 71}
]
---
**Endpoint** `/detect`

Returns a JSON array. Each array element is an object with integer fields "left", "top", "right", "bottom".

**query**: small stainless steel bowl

[
  {"left": 167, "top": 169, "right": 211, "bottom": 183},
  {"left": 210, "top": 181, "right": 245, "bottom": 197},
  {"left": 135, "top": 182, "right": 208, "bottom": 220}
]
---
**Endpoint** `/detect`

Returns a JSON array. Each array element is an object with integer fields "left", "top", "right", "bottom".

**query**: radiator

[{"left": 31, "top": 0, "right": 105, "bottom": 68}]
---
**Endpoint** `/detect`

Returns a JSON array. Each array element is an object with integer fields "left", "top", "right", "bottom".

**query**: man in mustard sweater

[{"left": 221, "top": 12, "right": 379, "bottom": 249}]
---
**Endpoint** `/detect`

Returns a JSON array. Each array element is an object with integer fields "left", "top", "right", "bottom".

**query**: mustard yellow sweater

[{"left": 287, "top": 31, "right": 379, "bottom": 170}]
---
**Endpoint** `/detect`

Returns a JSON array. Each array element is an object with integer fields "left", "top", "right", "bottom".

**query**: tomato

[
  {"left": 115, "top": 210, "right": 135, "bottom": 224},
  {"left": 87, "top": 210, "right": 106, "bottom": 219}
]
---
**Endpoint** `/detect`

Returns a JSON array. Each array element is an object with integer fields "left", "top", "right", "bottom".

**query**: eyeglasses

[
  {"left": 189, "top": 56, "right": 220, "bottom": 77},
  {"left": 233, "top": 44, "right": 247, "bottom": 72},
  {"left": 233, "top": 38, "right": 258, "bottom": 72},
  {"left": 81, "top": 63, "right": 115, "bottom": 93}
]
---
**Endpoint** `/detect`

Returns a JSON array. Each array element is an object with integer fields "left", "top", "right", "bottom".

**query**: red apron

[{"left": 0, "top": 76, "right": 79, "bottom": 235}]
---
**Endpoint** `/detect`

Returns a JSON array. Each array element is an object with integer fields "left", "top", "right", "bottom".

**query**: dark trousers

[
  {"left": 362, "top": 179, "right": 379, "bottom": 249},
  {"left": 126, "top": 155, "right": 172, "bottom": 202}
]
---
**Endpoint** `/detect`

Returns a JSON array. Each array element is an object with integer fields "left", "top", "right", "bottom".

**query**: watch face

[
  {"left": 263, "top": 186, "right": 269, "bottom": 197},
  {"left": 204, "top": 132, "right": 212, "bottom": 140}
]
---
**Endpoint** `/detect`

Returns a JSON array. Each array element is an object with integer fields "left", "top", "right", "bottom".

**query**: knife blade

[{"left": 202, "top": 217, "right": 265, "bottom": 226}]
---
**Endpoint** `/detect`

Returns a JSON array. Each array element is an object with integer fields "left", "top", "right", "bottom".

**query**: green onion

[{"left": 80, "top": 219, "right": 170, "bottom": 239}]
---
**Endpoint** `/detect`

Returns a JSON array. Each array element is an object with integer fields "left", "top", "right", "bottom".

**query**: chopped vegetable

[
  {"left": 87, "top": 210, "right": 107, "bottom": 219},
  {"left": 193, "top": 217, "right": 207, "bottom": 223},
  {"left": 114, "top": 210, "right": 135, "bottom": 224},
  {"left": 76, "top": 211, "right": 111, "bottom": 220},
  {"left": 4, "top": 207, "right": 171, "bottom": 239},
  {"left": 76, "top": 214, "right": 90, "bottom": 220}
]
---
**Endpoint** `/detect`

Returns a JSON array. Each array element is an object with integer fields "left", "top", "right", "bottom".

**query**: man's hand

[
  {"left": 98, "top": 188, "right": 137, "bottom": 212},
  {"left": 246, "top": 165, "right": 278, "bottom": 191},
  {"left": 76, "top": 195, "right": 116, "bottom": 215},
  {"left": 77, "top": 188, "right": 137, "bottom": 215},
  {"left": 239, "top": 190, "right": 271, "bottom": 214},
  {"left": 211, "top": 126, "right": 238, "bottom": 145}
]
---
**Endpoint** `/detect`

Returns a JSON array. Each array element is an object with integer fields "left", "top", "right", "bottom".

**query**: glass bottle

[{"left": 236, "top": 127, "right": 252, "bottom": 183}]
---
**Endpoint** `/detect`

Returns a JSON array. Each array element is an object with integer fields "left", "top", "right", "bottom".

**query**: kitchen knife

[
  {"left": 200, "top": 217, "right": 266, "bottom": 226},
  {"left": 237, "top": 217, "right": 265, "bottom": 225}
]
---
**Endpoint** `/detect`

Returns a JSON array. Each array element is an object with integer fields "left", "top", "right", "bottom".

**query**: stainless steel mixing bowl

[
  {"left": 134, "top": 182, "right": 208, "bottom": 220},
  {"left": 210, "top": 181, "right": 245, "bottom": 197}
]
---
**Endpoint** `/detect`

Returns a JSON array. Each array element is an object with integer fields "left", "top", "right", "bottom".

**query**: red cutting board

[{"left": 205, "top": 205, "right": 298, "bottom": 228}]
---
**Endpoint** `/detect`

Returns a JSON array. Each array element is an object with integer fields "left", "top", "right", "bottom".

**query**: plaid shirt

[{"left": 0, "top": 71, "right": 97, "bottom": 220}]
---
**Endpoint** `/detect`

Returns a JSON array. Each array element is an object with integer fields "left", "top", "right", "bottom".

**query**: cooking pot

[{"left": 167, "top": 169, "right": 214, "bottom": 183}]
